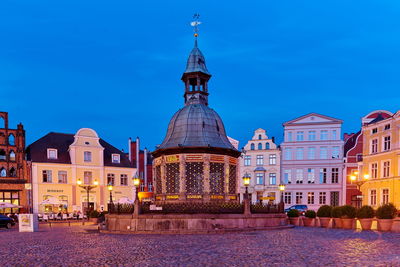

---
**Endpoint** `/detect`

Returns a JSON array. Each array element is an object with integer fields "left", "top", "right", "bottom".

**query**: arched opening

[
  {"left": 265, "top": 143, "right": 270, "bottom": 149},
  {"left": 0, "top": 116, "right": 4, "bottom": 128},
  {"left": 9, "top": 150, "right": 15, "bottom": 161},
  {"left": 0, "top": 149, "right": 6, "bottom": 160},
  {"left": 258, "top": 143, "right": 262, "bottom": 150},
  {"left": 258, "top": 134, "right": 262, "bottom": 140},
  {"left": 9, "top": 167, "right": 16, "bottom": 177},
  {"left": 0, "top": 167, "right": 6, "bottom": 177},
  {"left": 250, "top": 143, "right": 255, "bottom": 150},
  {"left": 8, "top": 134, "right": 15, "bottom": 146}
]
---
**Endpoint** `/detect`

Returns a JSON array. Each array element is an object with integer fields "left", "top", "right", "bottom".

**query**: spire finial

[{"left": 190, "top": 13, "right": 201, "bottom": 45}]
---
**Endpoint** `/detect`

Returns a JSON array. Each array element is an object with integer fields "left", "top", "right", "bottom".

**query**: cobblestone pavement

[{"left": 1, "top": 225, "right": 400, "bottom": 267}]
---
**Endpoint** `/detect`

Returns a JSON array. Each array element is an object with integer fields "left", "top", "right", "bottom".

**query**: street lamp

[
  {"left": 242, "top": 173, "right": 251, "bottom": 200},
  {"left": 133, "top": 176, "right": 141, "bottom": 216},
  {"left": 77, "top": 178, "right": 98, "bottom": 220},
  {"left": 279, "top": 184, "right": 285, "bottom": 203},
  {"left": 107, "top": 184, "right": 113, "bottom": 204}
]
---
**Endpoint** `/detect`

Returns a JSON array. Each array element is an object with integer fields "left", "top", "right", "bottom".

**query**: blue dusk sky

[{"left": 1, "top": 1, "right": 400, "bottom": 151}]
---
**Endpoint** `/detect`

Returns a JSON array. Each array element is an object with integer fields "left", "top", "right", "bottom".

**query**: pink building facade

[{"left": 280, "top": 113, "right": 344, "bottom": 210}]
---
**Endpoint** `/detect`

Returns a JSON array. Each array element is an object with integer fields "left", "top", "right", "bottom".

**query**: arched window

[
  {"left": 0, "top": 116, "right": 4, "bottom": 128},
  {"left": 258, "top": 143, "right": 262, "bottom": 150},
  {"left": 265, "top": 143, "right": 270, "bottom": 149},
  {"left": 258, "top": 134, "right": 262, "bottom": 140},
  {"left": 9, "top": 150, "right": 15, "bottom": 161},
  {"left": 250, "top": 143, "right": 255, "bottom": 150},
  {"left": 0, "top": 168, "right": 6, "bottom": 177},
  {"left": 8, "top": 134, "right": 15, "bottom": 146},
  {"left": 0, "top": 149, "right": 5, "bottom": 160},
  {"left": 9, "top": 167, "right": 16, "bottom": 177}
]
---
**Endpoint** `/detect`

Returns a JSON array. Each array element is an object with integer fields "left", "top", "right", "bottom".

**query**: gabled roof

[
  {"left": 367, "top": 113, "right": 389, "bottom": 125},
  {"left": 27, "top": 132, "right": 133, "bottom": 168},
  {"left": 283, "top": 113, "right": 343, "bottom": 126},
  {"left": 343, "top": 131, "right": 361, "bottom": 156}
]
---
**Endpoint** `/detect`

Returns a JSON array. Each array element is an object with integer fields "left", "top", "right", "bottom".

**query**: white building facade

[
  {"left": 280, "top": 113, "right": 344, "bottom": 211},
  {"left": 239, "top": 129, "right": 281, "bottom": 204}
]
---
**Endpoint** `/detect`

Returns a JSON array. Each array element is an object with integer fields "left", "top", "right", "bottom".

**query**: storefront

[{"left": 0, "top": 190, "right": 20, "bottom": 214}]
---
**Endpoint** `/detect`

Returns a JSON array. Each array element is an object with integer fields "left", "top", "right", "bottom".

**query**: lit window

[
  {"left": 307, "top": 192, "right": 314, "bottom": 204},
  {"left": 112, "top": 154, "right": 120, "bottom": 164},
  {"left": 107, "top": 173, "right": 115, "bottom": 186},
  {"left": 9, "top": 151, "right": 16, "bottom": 161},
  {"left": 47, "top": 149, "right": 58, "bottom": 159},
  {"left": 296, "top": 192, "right": 303, "bottom": 204},
  {"left": 269, "top": 154, "right": 276, "bottom": 165},
  {"left": 84, "top": 151, "right": 92, "bottom": 162}
]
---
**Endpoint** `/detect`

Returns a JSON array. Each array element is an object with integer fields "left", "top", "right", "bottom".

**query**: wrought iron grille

[
  {"left": 166, "top": 163, "right": 180, "bottom": 193},
  {"left": 141, "top": 202, "right": 244, "bottom": 214},
  {"left": 210, "top": 162, "right": 224, "bottom": 194},
  {"left": 108, "top": 203, "right": 134, "bottom": 214},
  {"left": 228, "top": 164, "right": 236, "bottom": 194},
  {"left": 155, "top": 165, "right": 162, "bottom": 194},
  {"left": 250, "top": 203, "right": 281, "bottom": 213},
  {"left": 185, "top": 162, "right": 204, "bottom": 194}
]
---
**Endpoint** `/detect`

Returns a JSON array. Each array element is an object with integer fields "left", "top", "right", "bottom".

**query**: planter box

[
  {"left": 333, "top": 218, "right": 342, "bottom": 228},
  {"left": 358, "top": 218, "right": 373, "bottom": 230},
  {"left": 302, "top": 217, "right": 314, "bottom": 227},
  {"left": 391, "top": 218, "right": 400, "bottom": 233},
  {"left": 319, "top": 217, "right": 331, "bottom": 228},
  {"left": 377, "top": 219, "right": 393, "bottom": 232},
  {"left": 341, "top": 218, "right": 354, "bottom": 229},
  {"left": 289, "top": 217, "right": 300, "bottom": 226}
]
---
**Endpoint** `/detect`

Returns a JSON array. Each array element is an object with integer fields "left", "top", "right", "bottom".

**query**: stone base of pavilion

[{"left": 103, "top": 213, "right": 290, "bottom": 234}]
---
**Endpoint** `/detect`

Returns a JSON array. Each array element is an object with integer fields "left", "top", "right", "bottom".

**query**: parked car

[
  {"left": 0, "top": 214, "right": 15, "bottom": 229},
  {"left": 284, "top": 205, "right": 308, "bottom": 215}
]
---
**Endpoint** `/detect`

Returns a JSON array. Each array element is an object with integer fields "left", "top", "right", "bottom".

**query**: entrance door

[{"left": 82, "top": 202, "right": 95, "bottom": 215}]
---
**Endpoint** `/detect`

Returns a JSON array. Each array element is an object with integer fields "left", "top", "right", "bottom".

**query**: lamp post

[
  {"left": 133, "top": 176, "right": 141, "bottom": 216},
  {"left": 350, "top": 172, "right": 369, "bottom": 208},
  {"left": 279, "top": 184, "right": 286, "bottom": 213},
  {"left": 242, "top": 173, "right": 251, "bottom": 215},
  {"left": 107, "top": 184, "right": 113, "bottom": 213},
  {"left": 77, "top": 178, "right": 98, "bottom": 219}
]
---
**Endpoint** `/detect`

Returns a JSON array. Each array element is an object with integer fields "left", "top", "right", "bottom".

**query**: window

[
  {"left": 320, "top": 168, "right": 327, "bottom": 184},
  {"left": 319, "top": 192, "right": 326, "bottom": 204},
  {"left": 9, "top": 168, "right": 16, "bottom": 177},
  {"left": 370, "top": 189, "right": 377, "bottom": 206},
  {"left": 330, "top": 191, "right": 339, "bottom": 206},
  {"left": 148, "top": 183, "right": 153, "bottom": 192},
  {"left": 332, "top": 130, "right": 337, "bottom": 140},
  {"left": 8, "top": 134, "right": 15, "bottom": 145},
  {"left": 383, "top": 136, "right": 391, "bottom": 151},
  {"left": 332, "top": 146, "right": 340, "bottom": 159},
  {"left": 384, "top": 124, "right": 390, "bottom": 130},
  {"left": 308, "top": 147, "right": 315, "bottom": 159},
  {"left": 383, "top": 161, "right": 390, "bottom": 178},
  {"left": 84, "top": 151, "right": 92, "bottom": 162},
  {"left": 371, "top": 139, "right": 378, "bottom": 154},
  {"left": 284, "top": 170, "right": 291, "bottom": 184},
  {"left": 258, "top": 134, "right": 262, "bottom": 140},
  {"left": 382, "top": 189, "right": 389, "bottom": 204},
  {"left": 120, "top": 174, "right": 128, "bottom": 186},
  {"left": 307, "top": 168, "right": 315, "bottom": 184},
  {"left": 269, "top": 173, "right": 276, "bottom": 185},
  {"left": 42, "top": 170, "right": 52, "bottom": 183},
  {"left": 296, "top": 132, "right": 304, "bottom": 141},
  {"left": 250, "top": 144, "right": 255, "bottom": 150},
  {"left": 256, "top": 173, "right": 264, "bottom": 185},
  {"left": 84, "top": 171, "right": 92, "bottom": 184},
  {"left": 256, "top": 155, "right": 264, "bottom": 166},
  {"left": 296, "top": 169, "right": 303, "bottom": 184},
  {"left": 287, "top": 132, "right": 292, "bottom": 142},
  {"left": 296, "top": 192, "right": 303, "bottom": 204},
  {"left": 296, "top": 148, "right": 304, "bottom": 160},
  {"left": 284, "top": 148, "right": 292, "bottom": 160},
  {"left": 320, "top": 130, "right": 328, "bottom": 140},
  {"left": 9, "top": 151, "right": 16, "bottom": 161},
  {"left": 371, "top": 163, "right": 378, "bottom": 179},
  {"left": 372, "top": 128, "right": 378, "bottom": 134},
  {"left": 258, "top": 143, "right": 262, "bottom": 150},
  {"left": 269, "top": 154, "right": 276, "bottom": 165},
  {"left": 320, "top": 147, "right": 328, "bottom": 159},
  {"left": 265, "top": 143, "right": 270, "bottom": 150},
  {"left": 307, "top": 192, "right": 314, "bottom": 204},
  {"left": 58, "top": 171, "right": 67, "bottom": 183},
  {"left": 0, "top": 150, "right": 5, "bottom": 160},
  {"left": 244, "top": 155, "right": 251, "bottom": 166},
  {"left": 308, "top": 131, "right": 316, "bottom": 141},
  {"left": 284, "top": 192, "right": 292, "bottom": 204},
  {"left": 112, "top": 154, "right": 120, "bottom": 163},
  {"left": 0, "top": 168, "right": 6, "bottom": 177},
  {"left": 107, "top": 173, "right": 115, "bottom": 186},
  {"left": 331, "top": 168, "right": 339, "bottom": 183},
  {"left": 47, "top": 149, "right": 57, "bottom": 159}
]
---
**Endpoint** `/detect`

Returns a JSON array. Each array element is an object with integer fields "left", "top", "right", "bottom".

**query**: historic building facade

[
  {"left": 360, "top": 111, "right": 400, "bottom": 208},
  {"left": 239, "top": 129, "right": 280, "bottom": 204},
  {"left": 0, "top": 112, "right": 31, "bottom": 213},
  {"left": 280, "top": 113, "right": 344, "bottom": 210},
  {"left": 152, "top": 37, "right": 241, "bottom": 203},
  {"left": 28, "top": 128, "right": 136, "bottom": 213}
]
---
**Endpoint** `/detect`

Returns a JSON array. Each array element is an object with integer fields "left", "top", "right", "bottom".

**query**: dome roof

[{"left": 157, "top": 104, "right": 236, "bottom": 152}]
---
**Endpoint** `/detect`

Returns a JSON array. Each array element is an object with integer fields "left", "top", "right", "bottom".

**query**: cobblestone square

[{"left": 1, "top": 225, "right": 400, "bottom": 266}]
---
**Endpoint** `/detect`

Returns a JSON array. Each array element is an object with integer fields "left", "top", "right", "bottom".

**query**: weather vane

[{"left": 190, "top": 13, "right": 201, "bottom": 37}]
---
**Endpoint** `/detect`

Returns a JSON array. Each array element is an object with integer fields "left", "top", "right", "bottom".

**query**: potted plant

[
  {"left": 331, "top": 206, "right": 342, "bottom": 228},
  {"left": 317, "top": 205, "right": 332, "bottom": 228},
  {"left": 356, "top": 205, "right": 375, "bottom": 230},
  {"left": 287, "top": 209, "right": 300, "bottom": 226},
  {"left": 391, "top": 212, "right": 400, "bottom": 233},
  {"left": 376, "top": 203, "right": 397, "bottom": 231},
  {"left": 340, "top": 205, "right": 356, "bottom": 229},
  {"left": 303, "top": 210, "right": 316, "bottom": 226}
]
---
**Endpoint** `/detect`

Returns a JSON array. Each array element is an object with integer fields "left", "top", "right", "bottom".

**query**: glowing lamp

[
  {"left": 77, "top": 179, "right": 82, "bottom": 185},
  {"left": 107, "top": 184, "right": 113, "bottom": 191},
  {"left": 364, "top": 174, "right": 370, "bottom": 180},
  {"left": 133, "top": 178, "right": 140, "bottom": 187},
  {"left": 350, "top": 175, "right": 356, "bottom": 181},
  {"left": 242, "top": 173, "right": 251, "bottom": 186},
  {"left": 279, "top": 184, "right": 285, "bottom": 191},
  {"left": 93, "top": 179, "right": 99, "bottom": 186}
]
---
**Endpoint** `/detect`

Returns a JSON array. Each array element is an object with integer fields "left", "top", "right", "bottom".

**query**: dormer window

[
  {"left": 84, "top": 151, "right": 92, "bottom": 162},
  {"left": 47, "top": 149, "right": 58, "bottom": 159},
  {"left": 112, "top": 154, "right": 120, "bottom": 164}
]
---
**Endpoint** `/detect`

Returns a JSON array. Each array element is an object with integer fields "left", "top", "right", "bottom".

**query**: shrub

[
  {"left": 331, "top": 206, "right": 342, "bottom": 218},
  {"left": 317, "top": 205, "right": 332, "bottom": 218},
  {"left": 89, "top": 210, "right": 100, "bottom": 218},
  {"left": 287, "top": 209, "right": 300, "bottom": 217},
  {"left": 305, "top": 210, "right": 316, "bottom": 218},
  {"left": 356, "top": 205, "right": 375, "bottom": 219},
  {"left": 376, "top": 203, "right": 397, "bottom": 219},
  {"left": 341, "top": 205, "right": 356, "bottom": 219}
]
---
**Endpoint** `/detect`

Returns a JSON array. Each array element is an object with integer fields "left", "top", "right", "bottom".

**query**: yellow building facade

[
  {"left": 29, "top": 128, "right": 136, "bottom": 213},
  {"left": 360, "top": 111, "right": 400, "bottom": 209}
]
